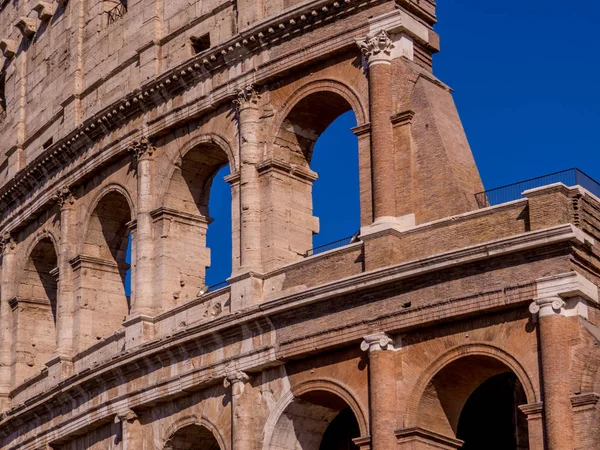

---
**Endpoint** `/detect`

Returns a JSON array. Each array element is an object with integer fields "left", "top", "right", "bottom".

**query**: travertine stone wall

[{"left": 0, "top": 1, "right": 598, "bottom": 449}]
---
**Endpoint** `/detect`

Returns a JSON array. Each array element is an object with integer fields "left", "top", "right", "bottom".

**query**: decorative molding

[
  {"left": 395, "top": 427, "right": 464, "bottom": 449},
  {"left": 223, "top": 371, "right": 249, "bottom": 395},
  {"left": 256, "top": 158, "right": 318, "bottom": 183},
  {"left": 351, "top": 123, "right": 371, "bottom": 138},
  {"left": 114, "top": 409, "right": 138, "bottom": 424},
  {"left": 33, "top": 2, "right": 56, "bottom": 21},
  {"left": 0, "top": 232, "right": 16, "bottom": 253},
  {"left": 128, "top": 136, "right": 155, "bottom": 161},
  {"left": 357, "top": 30, "right": 395, "bottom": 66},
  {"left": 518, "top": 401, "right": 543, "bottom": 417},
  {"left": 0, "top": 39, "right": 17, "bottom": 59},
  {"left": 570, "top": 393, "right": 600, "bottom": 409},
  {"left": 360, "top": 333, "right": 394, "bottom": 353},
  {"left": 529, "top": 296, "right": 566, "bottom": 316},
  {"left": 390, "top": 110, "right": 415, "bottom": 127},
  {"left": 69, "top": 255, "right": 120, "bottom": 272},
  {"left": 233, "top": 85, "right": 260, "bottom": 110},
  {"left": 15, "top": 17, "right": 37, "bottom": 39},
  {"left": 52, "top": 187, "right": 76, "bottom": 209}
]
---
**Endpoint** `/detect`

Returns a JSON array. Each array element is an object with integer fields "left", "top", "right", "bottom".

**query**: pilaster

[
  {"left": 224, "top": 370, "right": 257, "bottom": 450},
  {"left": 358, "top": 31, "right": 396, "bottom": 225},
  {"left": 0, "top": 233, "right": 17, "bottom": 411},
  {"left": 361, "top": 333, "right": 397, "bottom": 450}
]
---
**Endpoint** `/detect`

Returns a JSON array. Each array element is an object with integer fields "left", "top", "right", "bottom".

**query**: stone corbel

[
  {"left": 33, "top": 2, "right": 56, "bottom": 21},
  {"left": 16, "top": 17, "right": 38, "bottom": 39},
  {"left": 0, "top": 39, "right": 17, "bottom": 59},
  {"left": 360, "top": 333, "right": 395, "bottom": 353}
]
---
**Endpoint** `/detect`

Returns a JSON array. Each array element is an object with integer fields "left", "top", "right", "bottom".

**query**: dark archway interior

[
  {"left": 270, "top": 390, "right": 361, "bottom": 450},
  {"left": 165, "top": 424, "right": 221, "bottom": 450},
  {"left": 457, "top": 372, "right": 529, "bottom": 450},
  {"left": 319, "top": 407, "right": 360, "bottom": 450}
]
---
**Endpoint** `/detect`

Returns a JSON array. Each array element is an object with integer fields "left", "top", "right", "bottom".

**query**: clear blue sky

[{"left": 201, "top": 0, "right": 600, "bottom": 286}]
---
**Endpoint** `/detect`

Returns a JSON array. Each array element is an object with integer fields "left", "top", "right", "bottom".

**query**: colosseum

[{"left": 0, "top": 0, "right": 598, "bottom": 449}]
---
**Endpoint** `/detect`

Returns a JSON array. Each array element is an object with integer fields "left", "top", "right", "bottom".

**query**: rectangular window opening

[
  {"left": 191, "top": 34, "right": 211, "bottom": 55},
  {"left": 0, "top": 72, "right": 6, "bottom": 121},
  {"left": 106, "top": 0, "right": 127, "bottom": 26}
]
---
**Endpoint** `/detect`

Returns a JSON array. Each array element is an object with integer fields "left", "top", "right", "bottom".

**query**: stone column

[
  {"left": 361, "top": 333, "right": 396, "bottom": 450},
  {"left": 115, "top": 410, "right": 142, "bottom": 450},
  {"left": 0, "top": 233, "right": 17, "bottom": 410},
  {"left": 529, "top": 297, "right": 575, "bottom": 450},
  {"left": 53, "top": 187, "right": 76, "bottom": 358},
  {"left": 358, "top": 31, "right": 396, "bottom": 223},
  {"left": 224, "top": 371, "right": 255, "bottom": 450},
  {"left": 129, "top": 137, "right": 155, "bottom": 317},
  {"left": 234, "top": 86, "right": 262, "bottom": 275}
]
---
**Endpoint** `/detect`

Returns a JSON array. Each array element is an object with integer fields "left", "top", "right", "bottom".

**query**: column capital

[
  {"left": 0, "top": 233, "right": 16, "bottom": 254},
  {"left": 52, "top": 187, "right": 76, "bottom": 209},
  {"left": 233, "top": 85, "right": 261, "bottom": 110},
  {"left": 357, "top": 30, "right": 395, "bottom": 66},
  {"left": 361, "top": 333, "right": 394, "bottom": 353},
  {"left": 224, "top": 370, "right": 250, "bottom": 389},
  {"left": 114, "top": 409, "right": 138, "bottom": 424},
  {"left": 529, "top": 296, "right": 566, "bottom": 317},
  {"left": 128, "top": 136, "right": 155, "bottom": 162}
]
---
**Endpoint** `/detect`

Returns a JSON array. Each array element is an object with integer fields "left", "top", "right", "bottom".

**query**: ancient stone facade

[{"left": 0, "top": 1, "right": 598, "bottom": 449}]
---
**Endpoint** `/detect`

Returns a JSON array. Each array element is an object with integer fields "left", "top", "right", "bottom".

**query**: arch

[
  {"left": 271, "top": 79, "right": 368, "bottom": 138},
  {"left": 161, "top": 132, "right": 236, "bottom": 198},
  {"left": 21, "top": 230, "right": 60, "bottom": 267},
  {"left": 404, "top": 343, "right": 536, "bottom": 439},
  {"left": 14, "top": 234, "right": 60, "bottom": 383},
  {"left": 263, "top": 378, "right": 368, "bottom": 450},
  {"left": 78, "top": 185, "right": 134, "bottom": 344},
  {"left": 161, "top": 415, "right": 227, "bottom": 450},
  {"left": 270, "top": 79, "right": 366, "bottom": 164}
]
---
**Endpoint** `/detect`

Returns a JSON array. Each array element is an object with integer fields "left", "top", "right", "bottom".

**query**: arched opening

[
  {"left": 160, "top": 143, "right": 231, "bottom": 306},
  {"left": 457, "top": 372, "right": 529, "bottom": 450},
  {"left": 14, "top": 237, "right": 58, "bottom": 382},
  {"left": 273, "top": 89, "right": 361, "bottom": 258},
  {"left": 414, "top": 355, "right": 529, "bottom": 449},
  {"left": 78, "top": 190, "right": 132, "bottom": 344},
  {"left": 164, "top": 424, "right": 222, "bottom": 450},
  {"left": 268, "top": 390, "right": 362, "bottom": 450}
]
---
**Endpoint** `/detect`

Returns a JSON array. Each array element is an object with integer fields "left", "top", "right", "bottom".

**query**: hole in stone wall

[{"left": 191, "top": 33, "right": 211, "bottom": 55}]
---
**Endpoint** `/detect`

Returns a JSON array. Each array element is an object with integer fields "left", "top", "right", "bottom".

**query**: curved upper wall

[{"left": 0, "top": 0, "right": 437, "bottom": 191}]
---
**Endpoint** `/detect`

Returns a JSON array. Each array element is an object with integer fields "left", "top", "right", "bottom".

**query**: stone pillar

[
  {"left": 0, "top": 233, "right": 17, "bottom": 410},
  {"left": 129, "top": 137, "right": 155, "bottom": 317},
  {"left": 115, "top": 410, "right": 142, "bottom": 450},
  {"left": 529, "top": 297, "right": 576, "bottom": 450},
  {"left": 53, "top": 188, "right": 76, "bottom": 358},
  {"left": 358, "top": 31, "right": 396, "bottom": 223},
  {"left": 234, "top": 86, "right": 262, "bottom": 275},
  {"left": 361, "top": 333, "right": 396, "bottom": 450},
  {"left": 224, "top": 371, "right": 255, "bottom": 450}
]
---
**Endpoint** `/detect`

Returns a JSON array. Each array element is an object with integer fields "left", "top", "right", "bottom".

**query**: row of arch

[
  {"left": 9, "top": 82, "right": 366, "bottom": 383},
  {"left": 160, "top": 350, "right": 534, "bottom": 450}
]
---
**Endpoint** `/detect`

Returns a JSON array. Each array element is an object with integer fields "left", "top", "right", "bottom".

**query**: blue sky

[{"left": 202, "top": 0, "right": 600, "bottom": 286}]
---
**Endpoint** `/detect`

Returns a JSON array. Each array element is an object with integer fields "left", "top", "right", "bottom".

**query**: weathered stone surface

[{"left": 0, "top": 1, "right": 598, "bottom": 449}]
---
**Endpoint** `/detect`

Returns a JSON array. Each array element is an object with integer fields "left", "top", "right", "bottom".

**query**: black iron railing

[
  {"left": 107, "top": 2, "right": 127, "bottom": 25},
  {"left": 304, "top": 232, "right": 361, "bottom": 257},
  {"left": 475, "top": 168, "right": 600, "bottom": 208}
]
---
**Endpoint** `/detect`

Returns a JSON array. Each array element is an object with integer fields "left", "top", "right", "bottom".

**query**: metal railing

[
  {"left": 475, "top": 168, "right": 600, "bottom": 208},
  {"left": 304, "top": 232, "right": 361, "bottom": 257},
  {"left": 107, "top": 2, "right": 127, "bottom": 26}
]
